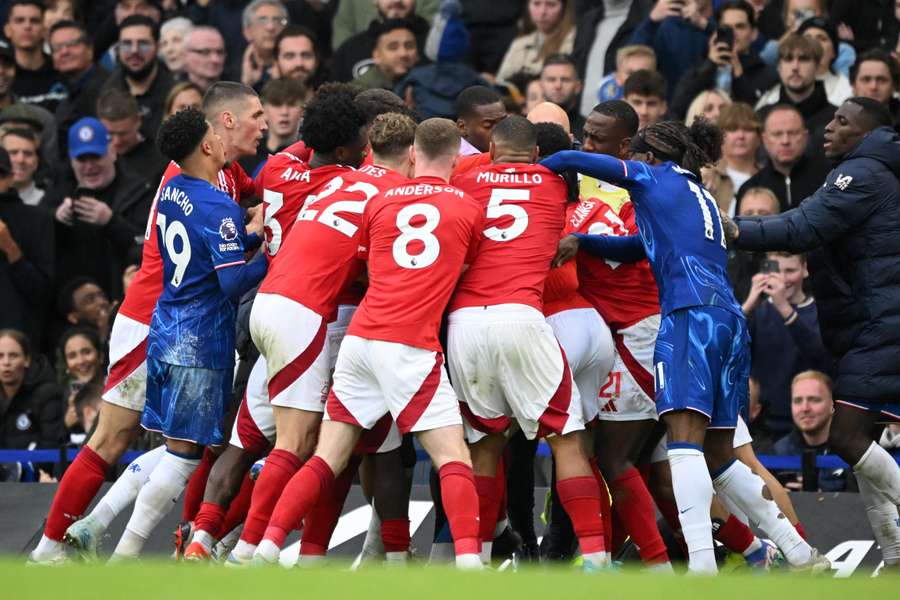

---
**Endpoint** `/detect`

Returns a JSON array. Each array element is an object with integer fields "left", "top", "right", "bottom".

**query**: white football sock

[
  {"left": 360, "top": 505, "right": 384, "bottom": 557},
  {"left": 112, "top": 450, "right": 200, "bottom": 558},
  {"left": 667, "top": 446, "right": 716, "bottom": 575},
  {"left": 31, "top": 535, "right": 64, "bottom": 559},
  {"left": 91, "top": 445, "right": 166, "bottom": 529},
  {"left": 385, "top": 551, "right": 408, "bottom": 565},
  {"left": 479, "top": 541, "right": 493, "bottom": 564},
  {"left": 857, "top": 472, "right": 900, "bottom": 565},
  {"left": 712, "top": 459, "right": 812, "bottom": 566},
  {"left": 192, "top": 529, "right": 216, "bottom": 553},
  {"left": 231, "top": 539, "right": 256, "bottom": 561},
  {"left": 855, "top": 442, "right": 900, "bottom": 505}
]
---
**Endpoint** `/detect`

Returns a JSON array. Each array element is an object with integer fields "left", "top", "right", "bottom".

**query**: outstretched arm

[
  {"left": 573, "top": 233, "right": 646, "bottom": 262},
  {"left": 540, "top": 151, "right": 646, "bottom": 190}
]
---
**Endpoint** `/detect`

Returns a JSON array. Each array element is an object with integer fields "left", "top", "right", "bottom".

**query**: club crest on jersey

[
  {"left": 834, "top": 174, "right": 853, "bottom": 190},
  {"left": 219, "top": 217, "right": 238, "bottom": 241}
]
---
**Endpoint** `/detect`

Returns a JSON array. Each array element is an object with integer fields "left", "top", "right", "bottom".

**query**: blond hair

[
  {"left": 791, "top": 370, "right": 833, "bottom": 393},
  {"left": 415, "top": 118, "right": 460, "bottom": 161},
  {"left": 616, "top": 45, "right": 656, "bottom": 70}
]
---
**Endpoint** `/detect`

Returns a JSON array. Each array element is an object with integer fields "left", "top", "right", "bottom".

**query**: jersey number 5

[
  {"left": 156, "top": 212, "right": 191, "bottom": 287},
  {"left": 484, "top": 188, "right": 529, "bottom": 242},
  {"left": 393, "top": 203, "right": 440, "bottom": 269}
]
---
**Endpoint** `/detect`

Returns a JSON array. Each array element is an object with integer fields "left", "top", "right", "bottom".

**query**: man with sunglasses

[{"left": 101, "top": 15, "right": 175, "bottom": 144}]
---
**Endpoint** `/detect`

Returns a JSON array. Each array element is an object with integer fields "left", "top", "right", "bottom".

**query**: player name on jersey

[
  {"left": 279, "top": 165, "right": 310, "bottom": 182},
  {"left": 474, "top": 171, "right": 544, "bottom": 184},
  {"left": 158, "top": 185, "right": 194, "bottom": 215},
  {"left": 384, "top": 183, "right": 464, "bottom": 199}
]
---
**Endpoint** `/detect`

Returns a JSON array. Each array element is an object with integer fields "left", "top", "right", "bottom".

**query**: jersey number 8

[
  {"left": 393, "top": 203, "right": 440, "bottom": 269},
  {"left": 156, "top": 213, "right": 191, "bottom": 287}
]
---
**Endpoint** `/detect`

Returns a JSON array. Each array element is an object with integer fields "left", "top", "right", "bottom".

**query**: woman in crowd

[
  {"left": 718, "top": 102, "right": 762, "bottom": 214},
  {"left": 495, "top": 0, "right": 574, "bottom": 82},
  {"left": 164, "top": 81, "right": 204, "bottom": 117},
  {"left": 685, "top": 90, "right": 734, "bottom": 212},
  {"left": 159, "top": 16, "right": 193, "bottom": 77},
  {"left": 57, "top": 327, "right": 105, "bottom": 443}
]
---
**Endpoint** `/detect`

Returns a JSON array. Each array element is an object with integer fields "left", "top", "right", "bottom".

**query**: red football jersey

[
  {"left": 566, "top": 195, "right": 659, "bottom": 329},
  {"left": 259, "top": 164, "right": 408, "bottom": 317},
  {"left": 118, "top": 160, "right": 254, "bottom": 324},
  {"left": 348, "top": 176, "right": 485, "bottom": 351},
  {"left": 449, "top": 163, "right": 567, "bottom": 312}
]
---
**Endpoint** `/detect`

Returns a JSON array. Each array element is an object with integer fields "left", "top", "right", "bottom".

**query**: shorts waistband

[{"left": 449, "top": 303, "right": 545, "bottom": 324}]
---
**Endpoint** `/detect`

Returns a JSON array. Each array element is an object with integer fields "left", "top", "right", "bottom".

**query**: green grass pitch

[{"left": 3, "top": 561, "right": 897, "bottom": 600}]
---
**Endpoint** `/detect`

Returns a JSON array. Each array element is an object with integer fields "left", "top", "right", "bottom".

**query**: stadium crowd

[{"left": 0, "top": 0, "right": 899, "bottom": 573}]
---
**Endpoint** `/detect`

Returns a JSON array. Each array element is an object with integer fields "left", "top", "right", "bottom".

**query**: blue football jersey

[
  {"left": 542, "top": 151, "right": 742, "bottom": 318},
  {"left": 149, "top": 174, "right": 251, "bottom": 368}
]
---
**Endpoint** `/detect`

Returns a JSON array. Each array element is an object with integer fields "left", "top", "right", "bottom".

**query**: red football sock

[
  {"left": 381, "top": 518, "right": 411, "bottom": 553},
  {"left": 557, "top": 475, "right": 606, "bottom": 555},
  {"left": 44, "top": 446, "right": 109, "bottom": 540},
  {"left": 216, "top": 474, "right": 254, "bottom": 539},
  {"left": 714, "top": 514, "right": 754, "bottom": 553},
  {"left": 194, "top": 502, "right": 226, "bottom": 539},
  {"left": 300, "top": 456, "right": 359, "bottom": 556},
  {"left": 610, "top": 506, "right": 628, "bottom": 555},
  {"left": 438, "top": 461, "right": 480, "bottom": 556},
  {"left": 610, "top": 468, "right": 668, "bottom": 564},
  {"left": 475, "top": 475, "right": 499, "bottom": 545},
  {"left": 240, "top": 449, "right": 303, "bottom": 545},
  {"left": 263, "top": 456, "right": 334, "bottom": 549},
  {"left": 794, "top": 521, "right": 807, "bottom": 540},
  {"left": 182, "top": 447, "right": 217, "bottom": 522},
  {"left": 589, "top": 458, "right": 614, "bottom": 548}
]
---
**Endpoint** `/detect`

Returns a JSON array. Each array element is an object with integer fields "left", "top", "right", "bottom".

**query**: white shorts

[
  {"left": 547, "top": 307, "right": 615, "bottom": 424},
  {"left": 649, "top": 415, "right": 754, "bottom": 463},
  {"left": 596, "top": 315, "right": 660, "bottom": 422},
  {"left": 250, "top": 293, "right": 330, "bottom": 413},
  {"left": 447, "top": 304, "right": 583, "bottom": 442},
  {"left": 229, "top": 355, "right": 275, "bottom": 454},
  {"left": 325, "top": 335, "right": 461, "bottom": 435},
  {"left": 102, "top": 313, "right": 151, "bottom": 411}
]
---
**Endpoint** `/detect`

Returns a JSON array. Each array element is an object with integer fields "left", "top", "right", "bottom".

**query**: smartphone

[
  {"left": 74, "top": 186, "right": 95, "bottom": 200},
  {"left": 715, "top": 25, "right": 734, "bottom": 50},
  {"left": 760, "top": 259, "right": 780, "bottom": 274}
]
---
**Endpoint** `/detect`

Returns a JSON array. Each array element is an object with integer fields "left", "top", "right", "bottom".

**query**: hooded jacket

[
  {"left": 0, "top": 355, "right": 65, "bottom": 450},
  {"left": 735, "top": 127, "right": 900, "bottom": 403}
]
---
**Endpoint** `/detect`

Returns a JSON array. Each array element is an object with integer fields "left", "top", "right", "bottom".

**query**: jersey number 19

[{"left": 156, "top": 213, "right": 191, "bottom": 287}]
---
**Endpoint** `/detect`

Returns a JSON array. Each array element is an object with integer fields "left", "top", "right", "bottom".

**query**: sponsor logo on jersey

[{"left": 834, "top": 174, "right": 853, "bottom": 190}]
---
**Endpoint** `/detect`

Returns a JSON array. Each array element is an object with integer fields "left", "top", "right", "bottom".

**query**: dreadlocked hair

[{"left": 640, "top": 118, "right": 723, "bottom": 178}]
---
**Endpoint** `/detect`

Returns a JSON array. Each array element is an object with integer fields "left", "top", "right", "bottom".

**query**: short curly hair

[
  {"left": 300, "top": 83, "right": 368, "bottom": 154},
  {"left": 157, "top": 107, "right": 209, "bottom": 163}
]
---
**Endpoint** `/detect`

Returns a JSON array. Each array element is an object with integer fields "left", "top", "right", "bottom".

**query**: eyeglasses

[
  {"left": 765, "top": 130, "right": 806, "bottom": 140},
  {"left": 118, "top": 40, "right": 154, "bottom": 54},
  {"left": 188, "top": 48, "right": 226, "bottom": 57},
  {"left": 51, "top": 37, "right": 87, "bottom": 53},
  {"left": 252, "top": 16, "right": 288, "bottom": 27}
]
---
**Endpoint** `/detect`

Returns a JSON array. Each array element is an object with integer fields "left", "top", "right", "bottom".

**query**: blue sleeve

[
  {"left": 573, "top": 233, "right": 646, "bottom": 262},
  {"left": 540, "top": 151, "right": 647, "bottom": 191},
  {"left": 629, "top": 17, "right": 659, "bottom": 46},
  {"left": 216, "top": 253, "right": 267, "bottom": 301},
  {"left": 245, "top": 232, "right": 262, "bottom": 251},
  {"left": 204, "top": 203, "right": 266, "bottom": 300}
]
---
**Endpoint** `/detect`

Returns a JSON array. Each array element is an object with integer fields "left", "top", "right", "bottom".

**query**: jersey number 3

[{"left": 156, "top": 213, "right": 191, "bottom": 287}]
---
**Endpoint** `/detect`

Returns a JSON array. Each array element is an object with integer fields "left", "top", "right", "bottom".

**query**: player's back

[
  {"left": 150, "top": 173, "right": 245, "bottom": 368},
  {"left": 260, "top": 163, "right": 409, "bottom": 317},
  {"left": 449, "top": 163, "right": 567, "bottom": 312},
  {"left": 349, "top": 176, "right": 484, "bottom": 351}
]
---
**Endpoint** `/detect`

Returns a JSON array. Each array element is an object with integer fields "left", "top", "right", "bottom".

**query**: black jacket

[
  {"left": 572, "top": 0, "right": 653, "bottom": 79},
  {"left": 332, "top": 15, "right": 431, "bottom": 82},
  {"left": 0, "top": 355, "right": 65, "bottom": 450},
  {"left": 671, "top": 53, "right": 778, "bottom": 120},
  {"left": 101, "top": 64, "right": 176, "bottom": 144},
  {"left": 0, "top": 191, "right": 54, "bottom": 345},
  {"left": 736, "top": 153, "right": 830, "bottom": 212},
  {"left": 54, "top": 65, "right": 111, "bottom": 160},
  {"left": 735, "top": 127, "right": 900, "bottom": 404},
  {"left": 757, "top": 81, "right": 835, "bottom": 161}
]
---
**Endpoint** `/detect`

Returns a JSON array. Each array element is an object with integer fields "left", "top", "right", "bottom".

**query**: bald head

[{"left": 526, "top": 102, "right": 570, "bottom": 134}]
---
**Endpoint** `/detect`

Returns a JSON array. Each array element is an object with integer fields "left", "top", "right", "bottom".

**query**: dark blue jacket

[
  {"left": 628, "top": 16, "right": 712, "bottom": 97},
  {"left": 736, "top": 127, "right": 900, "bottom": 405},
  {"left": 773, "top": 429, "right": 849, "bottom": 492}
]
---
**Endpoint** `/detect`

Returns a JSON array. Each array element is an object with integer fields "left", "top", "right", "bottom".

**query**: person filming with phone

[{"left": 742, "top": 250, "right": 830, "bottom": 437}]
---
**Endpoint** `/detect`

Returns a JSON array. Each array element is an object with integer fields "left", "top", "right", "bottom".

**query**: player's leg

[
  {"left": 505, "top": 429, "right": 540, "bottom": 558},
  {"left": 732, "top": 441, "right": 801, "bottom": 529},
  {"left": 468, "top": 432, "right": 507, "bottom": 562},
  {"left": 372, "top": 445, "right": 412, "bottom": 564}
]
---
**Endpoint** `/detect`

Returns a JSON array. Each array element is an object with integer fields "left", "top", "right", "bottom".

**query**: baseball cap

[
  {"left": 68, "top": 117, "right": 110, "bottom": 159},
  {"left": 0, "top": 104, "right": 45, "bottom": 132},
  {"left": 0, "top": 147, "right": 11, "bottom": 176},
  {"left": 0, "top": 40, "right": 13, "bottom": 65}
]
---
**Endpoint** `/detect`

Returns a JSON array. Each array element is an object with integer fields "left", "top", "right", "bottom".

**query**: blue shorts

[
  {"left": 653, "top": 306, "right": 749, "bottom": 428},
  {"left": 835, "top": 399, "right": 900, "bottom": 422},
  {"left": 143, "top": 356, "right": 232, "bottom": 446}
]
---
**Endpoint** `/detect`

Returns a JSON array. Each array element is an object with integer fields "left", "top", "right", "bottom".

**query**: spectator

[
  {"left": 331, "top": 0, "right": 439, "bottom": 50},
  {"left": 5, "top": 0, "right": 67, "bottom": 112},
  {"left": 273, "top": 25, "right": 325, "bottom": 92},
  {"left": 595, "top": 44, "right": 656, "bottom": 104},
  {"left": 459, "top": 0, "right": 523, "bottom": 74},
  {"left": 747, "top": 375, "right": 775, "bottom": 453},
  {"left": 797, "top": 17, "right": 853, "bottom": 106},
  {"left": 524, "top": 77, "right": 545, "bottom": 114},
  {"left": 774, "top": 371, "right": 848, "bottom": 492},
  {"left": 280, "top": 0, "right": 340, "bottom": 59},
  {"left": 0, "top": 329, "right": 65, "bottom": 460},
  {"left": 538, "top": 54, "right": 585, "bottom": 139},
  {"left": 57, "top": 276, "right": 111, "bottom": 340},
  {"left": 96, "top": 88, "right": 166, "bottom": 184},
  {"left": 0, "top": 146, "right": 53, "bottom": 346},
  {"left": 68, "top": 382, "right": 102, "bottom": 447},
  {"left": 92, "top": 0, "right": 162, "bottom": 71},
  {"left": 718, "top": 102, "right": 761, "bottom": 213},
  {"left": 163, "top": 80, "right": 203, "bottom": 117},
  {"left": 684, "top": 88, "right": 731, "bottom": 125},
  {"left": 182, "top": 26, "right": 227, "bottom": 94},
  {"left": 239, "top": 0, "right": 290, "bottom": 89},
  {"left": 455, "top": 85, "right": 508, "bottom": 154},
  {"left": 240, "top": 77, "right": 306, "bottom": 177},
  {"left": 57, "top": 327, "right": 104, "bottom": 445},
  {"left": 46, "top": 117, "right": 153, "bottom": 300},
  {"left": 185, "top": 0, "right": 248, "bottom": 81},
  {"left": 671, "top": 0, "right": 778, "bottom": 119},
  {"left": 829, "top": 0, "right": 897, "bottom": 54},
  {"left": 684, "top": 90, "right": 735, "bottom": 211},
  {"left": 333, "top": 0, "right": 430, "bottom": 82},
  {"left": 850, "top": 49, "right": 900, "bottom": 130},
  {"left": 42, "top": 1, "right": 78, "bottom": 48},
  {"left": 623, "top": 69, "right": 668, "bottom": 129},
  {"left": 629, "top": 0, "right": 714, "bottom": 96},
  {"left": 158, "top": 16, "right": 192, "bottom": 76},
  {"left": 745, "top": 251, "right": 830, "bottom": 436},
  {"left": 353, "top": 19, "right": 419, "bottom": 91},
  {"left": 736, "top": 104, "right": 829, "bottom": 212},
  {"left": 496, "top": 0, "right": 575, "bottom": 83},
  {"left": 1, "top": 127, "right": 44, "bottom": 207},
  {"left": 50, "top": 20, "right": 110, "bottom": 161},
  {"left": 573, "top": 0, "right": 654, "bottom": 118},
  {"left": 727, "top": 186, "right": 779, "bottom": 303},
  {"left": 102, "top": 15, "right": 175, "bottom": 144},
  {"left": 756, "top": 33, "right": 836, "bottom": 156}
]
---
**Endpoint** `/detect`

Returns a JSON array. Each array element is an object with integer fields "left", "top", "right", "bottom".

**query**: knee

[
  {"left": 826, "top": 427, "right": 864, "bottom": 464},
  {"left": 87, "top": 419, "right": 141, "bottom": 461}
]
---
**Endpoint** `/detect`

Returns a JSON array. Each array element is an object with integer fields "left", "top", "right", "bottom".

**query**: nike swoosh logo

[{"left": 680, "top": 507, "right": 693, "bottom": 514}]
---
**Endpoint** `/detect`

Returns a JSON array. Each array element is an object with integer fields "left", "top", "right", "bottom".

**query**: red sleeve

[
  {"left": 357, "top": 203, "right": 372, "bottom": 261},
  {"left": 452, "top": 152, "right": 490, "bottom": 177}
]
